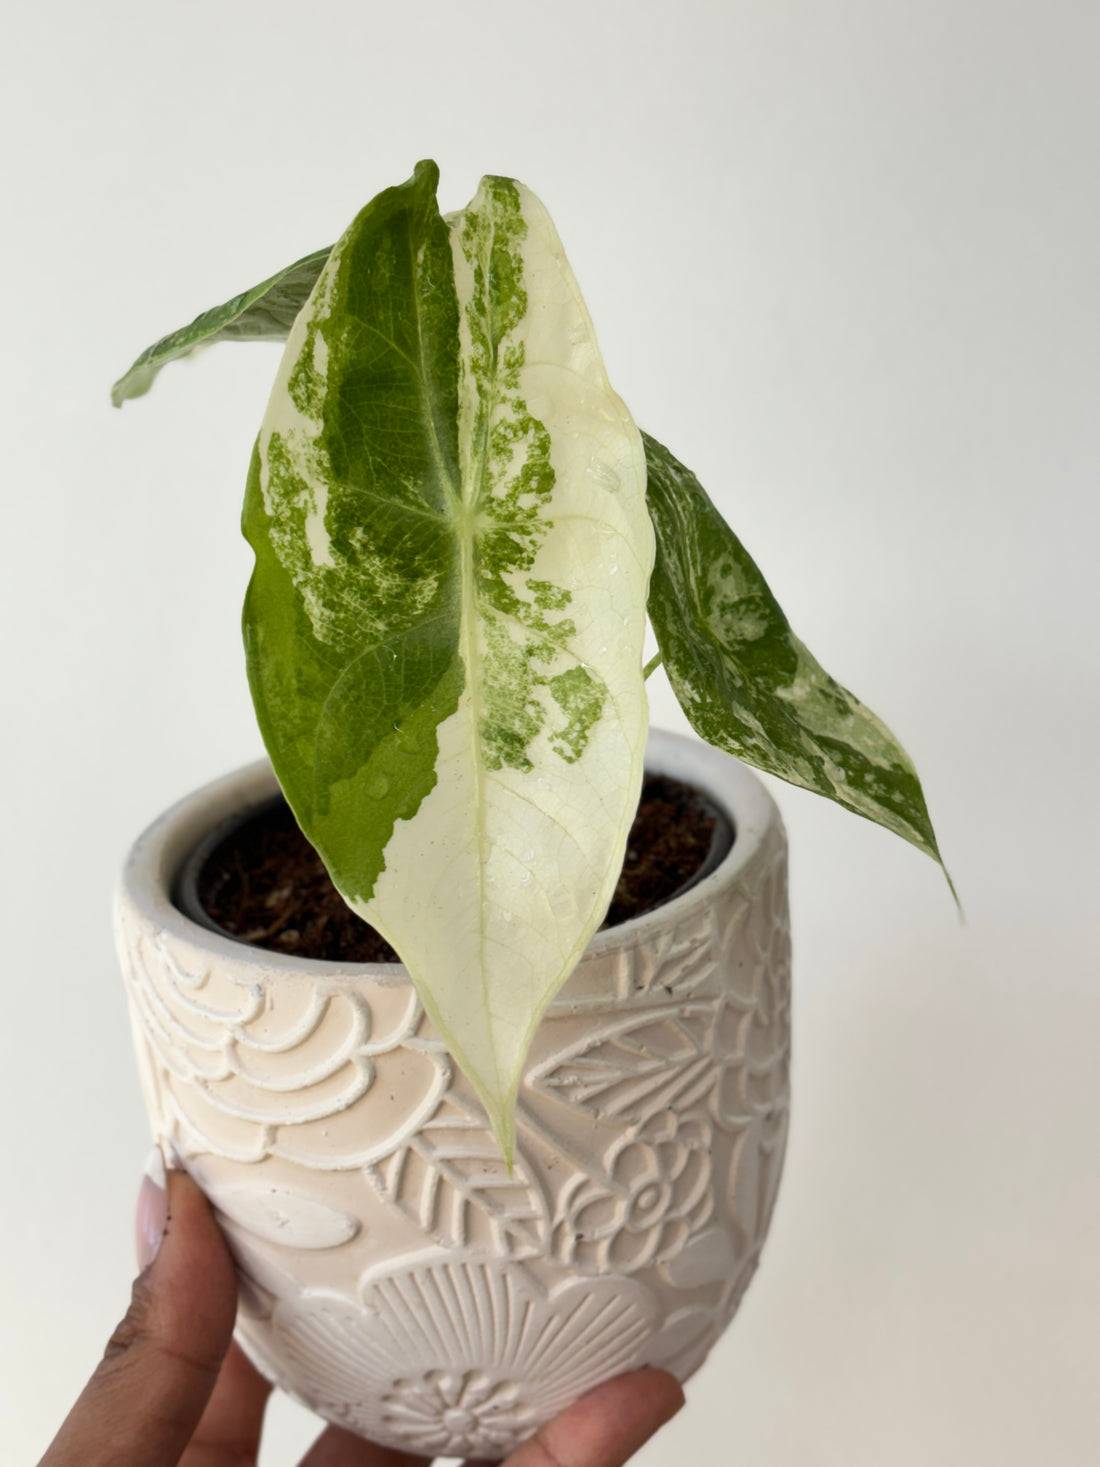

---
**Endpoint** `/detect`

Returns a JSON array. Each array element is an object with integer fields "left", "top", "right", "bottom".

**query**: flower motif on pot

[
  {"left": 382, "top": 1369, "right": 533, "bottom": 1457},
  {"left": 250, "top": 1254, "right": 658, "bottom": 1458},
  {"left": 554, "top": 1110, "right": 713, "bottom": 1273},
  {"left": 118, "top": 922, "right": 450, "bottom": 1168}
]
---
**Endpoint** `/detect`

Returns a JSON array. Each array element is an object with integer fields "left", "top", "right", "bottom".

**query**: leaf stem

[{"left": 643, "top": 652, "right": 663, "bottom": 680}]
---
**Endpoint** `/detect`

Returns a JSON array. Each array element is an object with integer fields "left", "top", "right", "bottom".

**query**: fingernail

[{"left": 135, "top": 1145, "right": 168, "bottom": 1271}]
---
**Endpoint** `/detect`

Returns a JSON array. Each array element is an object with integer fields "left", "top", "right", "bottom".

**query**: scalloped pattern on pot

[{"left": 116, "top": 742, "right": 790, "bottom": 1460}]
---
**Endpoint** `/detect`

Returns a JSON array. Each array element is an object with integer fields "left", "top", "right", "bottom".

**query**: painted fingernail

[{"left": 135, "top": 1145, "right": 168, "bottom": 1271}]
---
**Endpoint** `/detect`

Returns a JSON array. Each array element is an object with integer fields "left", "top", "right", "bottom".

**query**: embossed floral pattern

[
  {"left": 251, "top": 1256, "right": 658, "bottom": 1458},
  {"left": 554, "top": 1111, "right": 713, "bottom": 1272},
  {"left": 118, "top": 746, "right": 793, "bottom": 1459},
  {"left": 383, "top": 1369, "right": 533, "bottom": 1456},
  {"left": 119, "top": 921, "right": 450, "bottom": 1167},
  {"left": 709, "top": 845, "right": 791, "bottom": 1134}
]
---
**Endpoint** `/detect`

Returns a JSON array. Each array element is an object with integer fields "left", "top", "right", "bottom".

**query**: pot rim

[{"left": 118, "top": 727, "right": 783, "bottom": 977}]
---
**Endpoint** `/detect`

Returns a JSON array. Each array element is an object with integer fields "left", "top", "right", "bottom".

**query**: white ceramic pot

[{"left": 116, "top": 729, "right": 790, "bottom": 1460}]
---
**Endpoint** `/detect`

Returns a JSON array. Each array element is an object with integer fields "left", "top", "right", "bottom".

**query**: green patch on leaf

[
  {"left": 548, "top": 667, "right": 607, "bottom": 762},
  {"left": 243, "top": 161, "right": 463, "bottom": 898}
]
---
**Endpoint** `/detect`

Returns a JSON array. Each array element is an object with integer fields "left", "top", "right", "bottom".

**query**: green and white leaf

[
  {"left": 643, "top": 430, "right": 949, "bottom": 877},
  {"left": 243, "top": 162, "right": 653, "bottom": 1159},
  {"left": 111, "top": 247, "right": 331, "bottom": 406}
]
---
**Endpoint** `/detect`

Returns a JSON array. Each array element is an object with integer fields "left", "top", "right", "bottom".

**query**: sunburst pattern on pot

[{"left": 251, "top": 1256, "right": 658, "bottom": 1457}]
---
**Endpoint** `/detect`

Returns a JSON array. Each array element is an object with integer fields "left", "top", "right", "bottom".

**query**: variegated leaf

[
  {"left": 644, "top": 430, "right": 951, "bottom": 882},
  {"left": 367, "top": 1092, "right": 550, "bottom": 1256},
  {"left": 111, "top": 246, "right": 331, "bottom": 406},
  {"left": 243, "top": 163, "right": 653, "bottom": 1158}
]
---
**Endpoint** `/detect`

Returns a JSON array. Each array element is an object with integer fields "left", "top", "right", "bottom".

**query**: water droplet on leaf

[{"left": 587, "top": 458, "right": 620, "bottom": 492}]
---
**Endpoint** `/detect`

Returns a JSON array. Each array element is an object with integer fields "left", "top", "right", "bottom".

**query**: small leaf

[
  {"left": 643, "top": 430, "right": 951, "bottom": 882},
  {"left": 243, "top": 163, "right": 654, "bottom": 1159},
  {"left": 111, "top": 247, "right": 331, "bottom": 406},
  {"left": 367, "top": 1092, "right": 550, "bottom": 1256},
  {"left": 529, "top": 1004, "right": 716, "bottom": 1125}
]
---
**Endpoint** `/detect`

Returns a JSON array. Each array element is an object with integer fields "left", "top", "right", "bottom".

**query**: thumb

[{"left": 40, "top": 1153, "right": 238, "bottom": 1467}]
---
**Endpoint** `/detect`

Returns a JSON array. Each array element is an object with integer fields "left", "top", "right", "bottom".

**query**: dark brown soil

[{"left": 195, "top": 774, "right": 726, "bottom": 964}]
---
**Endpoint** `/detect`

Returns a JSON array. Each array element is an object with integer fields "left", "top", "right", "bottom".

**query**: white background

[{"left": 3, "top": 2, "right": 1098, "bottom": 1462}]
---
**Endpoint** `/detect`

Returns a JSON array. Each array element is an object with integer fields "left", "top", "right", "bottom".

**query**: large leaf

[
  {"left": 643, "top": 430, "right": 950, "bottom": 881},
  {"left": 243, "top": 162, "right": 653, "bottom": 1159},
  {"left": 111, "top": 247, "right": 331, "bottom": 406}
]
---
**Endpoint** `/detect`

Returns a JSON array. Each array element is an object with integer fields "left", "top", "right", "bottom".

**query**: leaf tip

[
  {"left": 411, "top": 157, "right": 441, "bottom": 192},
  {"left": 942, "top": 862, "right": 965, "bottom": 922},
  {"left": 110, "top": 365, "right": 153, "bottom": 408},
  {"left": 484, "top": 1089, "right": 518, "bottom": 1171}
]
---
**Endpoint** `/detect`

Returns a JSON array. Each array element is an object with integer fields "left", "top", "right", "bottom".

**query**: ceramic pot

[{"left": 116, "top": 729, "right": 791, "bottom": 1460}]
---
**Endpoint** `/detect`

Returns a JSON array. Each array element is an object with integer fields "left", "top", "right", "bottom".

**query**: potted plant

[{"left": 113, "top": 160, "right": 949, "bottom": 1459}]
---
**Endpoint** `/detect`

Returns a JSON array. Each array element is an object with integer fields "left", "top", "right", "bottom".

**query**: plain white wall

[{"left": 3, "top": 2, "right": 1097, "bottom": 1462}]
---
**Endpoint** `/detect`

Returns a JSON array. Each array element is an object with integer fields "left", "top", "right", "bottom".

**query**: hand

[{"left": 39, "top": 1160, "right": 685, "bottom": 1466}]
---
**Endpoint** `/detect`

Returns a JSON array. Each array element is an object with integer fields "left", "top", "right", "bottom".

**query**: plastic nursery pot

[{"left": 116, "top": 728, "right": 791, "bottom": 1460}]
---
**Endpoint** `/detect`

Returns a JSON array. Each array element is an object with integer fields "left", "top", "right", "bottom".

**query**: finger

[
  {"left": 299, "top": 1423, "right": 431, "bottom": 1467},
  {"left": 490, "top": 1368, "right": 684, "bottom": 1467},
  {"left": 179, "top": 1341, "right": 272, "bottom": 1467},
  {"left": 40, "top": 1157, "right": 239, "bottom": 1467}
]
